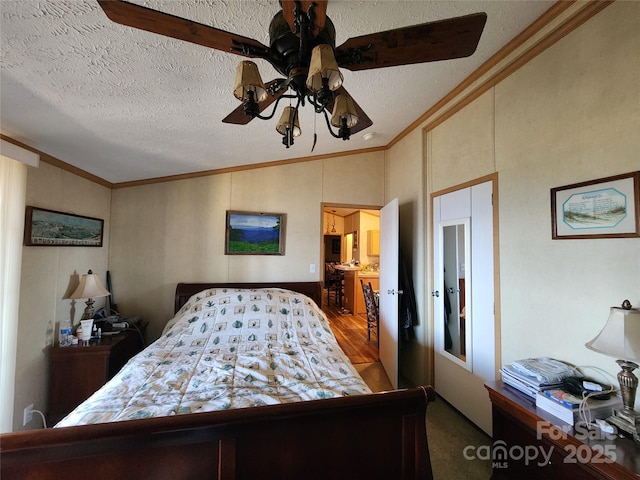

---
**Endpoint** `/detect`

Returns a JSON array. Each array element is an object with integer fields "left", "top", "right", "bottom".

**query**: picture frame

[
  {"left": 24, "top": 206, "right": 104, "bottom": 247},
  {"left": 225, "top": 211, "right": 286, "bottom": 255},
  {"left": 551, "top": 171, "right": 640, "bottom": 239}
]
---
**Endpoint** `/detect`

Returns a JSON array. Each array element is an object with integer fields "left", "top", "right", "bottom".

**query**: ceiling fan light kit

[
  {"left": 276, "top": 106, "right": 302, "bottom": 147},
  {"left": 97, "top": 0, "right": 487, "bottom": 150},
  {"left": 306, "top": 44, "right": 343, "bottom": 93},
  {"left": 233, "top": 61, "right": 267, "bottom": 103},
  {"left": 331, "top": 95, "right": 358, "bottom": 129}
]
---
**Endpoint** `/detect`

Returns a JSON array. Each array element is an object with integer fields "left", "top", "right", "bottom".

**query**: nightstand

[{"left": 47, "top": 321, "right": 147, "bottom": 426}]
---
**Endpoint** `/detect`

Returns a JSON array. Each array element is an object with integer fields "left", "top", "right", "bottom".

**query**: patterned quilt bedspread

[{"left": 56, "top": 287, "right": 371, "bottom": 426}]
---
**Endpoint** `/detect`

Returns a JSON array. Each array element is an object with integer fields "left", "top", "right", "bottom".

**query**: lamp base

[
  {"left": 81, "top": 297, "right": 96, "bottom": 320},
  {"left": 607, "top": 408, "right": 640, "bottom": 441}
]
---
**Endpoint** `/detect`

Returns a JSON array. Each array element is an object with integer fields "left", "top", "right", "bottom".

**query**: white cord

[
  {"left": 577, "top": 388, "right": 617, "bottom": 427},
  {"left": 574, "top": 366, "right": 619, "bottom": 428},
  {"left": 33, "top": 409, "right": 47, "bottom": 429},
  {"left": 575, "top": 365, "right": 618, "bottom": 385}
]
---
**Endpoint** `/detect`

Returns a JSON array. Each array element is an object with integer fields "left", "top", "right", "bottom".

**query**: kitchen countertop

[
  {"left": 334, "top": 265, "right": 361, "bottom": 271},
  {"left": 334, "top": 265, "right": 379, "bottom": 276}
]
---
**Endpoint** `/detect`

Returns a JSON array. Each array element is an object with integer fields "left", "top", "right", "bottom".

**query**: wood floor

[{"left": 322, "top": 293, "right": 379, "bottom": 364}]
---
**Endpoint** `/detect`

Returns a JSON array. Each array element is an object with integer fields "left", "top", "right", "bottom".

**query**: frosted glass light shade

[
  {"left": 276, "top": 106, "right": 301, "bottom": 137},
  {"left": 306, "top": 44, "right": 343, "bottom": 93},
  {"left": 330, "top": 94, "right": 359, "bottom": 128},
  {"left": 586, "top": 306, "right": 640, "bottom": 361},
  {"left": 233, "top": 61, "right": 267, "bottom": 102}
]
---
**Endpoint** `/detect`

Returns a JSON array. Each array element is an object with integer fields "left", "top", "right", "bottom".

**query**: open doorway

[
  {"left": 321, "top": 203, "right": 381, "bottom": 364},
  {"left": 321, "top": 204, "right": 381, "bottom": 273}
]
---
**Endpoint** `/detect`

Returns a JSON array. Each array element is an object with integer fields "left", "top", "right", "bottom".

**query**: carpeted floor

[
  {"left": 354, "top": 362, "right": 492, "bottom": 479},
  {"left": 426, "top": 396, "right": 492, "bottom": 479},
  {"left": 354, "top": 362, "right": 393, "bottom": 391}
]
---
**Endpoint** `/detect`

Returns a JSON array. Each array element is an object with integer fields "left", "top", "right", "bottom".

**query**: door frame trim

[{"left": 428, "top": 172, "right": 501, "bottom": 385}]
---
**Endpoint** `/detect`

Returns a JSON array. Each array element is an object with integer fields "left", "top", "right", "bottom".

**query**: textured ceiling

[{"left": 1, "top": 1, "right": 554, "bottom": 184}]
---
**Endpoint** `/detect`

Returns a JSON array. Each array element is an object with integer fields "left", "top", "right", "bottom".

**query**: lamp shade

[
  {"left": 306, "top": 44, "right": 343, "bottom": 93},
  {"left": 276, "top": 106, "right": 301, "bottom": 137},
  {"left": 330, "top": 94, "right": 359, "bottom": 128},
  {"left": 69, "top": 270, "right": 111, "bottom": 300},
  {"left": 233, "top": 61, "right": 267, "bottom": 102},
  {"left": 62, "top": 272, "right": 80, "bottom": 299},
  {"left": 585, "top": 306, "right": 640, "bottom": 361}
]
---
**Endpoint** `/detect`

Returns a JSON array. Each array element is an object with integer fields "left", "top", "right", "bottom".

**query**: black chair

[
  {"left": 325, "top": 264, "right": 344, "bottom": 307},
  {"left": 360, "top": 279, "right": 379, "bottom": 344}
]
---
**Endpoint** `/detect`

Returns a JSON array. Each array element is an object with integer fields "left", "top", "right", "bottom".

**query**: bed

[{"left": 1, "top": 281, "right": 436, "bottom": 480}]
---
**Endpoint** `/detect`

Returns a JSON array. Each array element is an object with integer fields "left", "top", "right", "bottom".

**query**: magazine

[{"left": 511, "top": 357, "right": 577, "bottom": 383}]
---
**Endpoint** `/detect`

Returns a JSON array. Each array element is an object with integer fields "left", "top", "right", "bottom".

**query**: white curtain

[{"left": 0, "top": 154, "right": 28, "bottom": 433}]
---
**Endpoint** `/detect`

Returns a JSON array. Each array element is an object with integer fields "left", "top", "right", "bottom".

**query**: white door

[
  {"left": 379, "top": 198, "right": 400, "bottom": 389},
  {"left": 432, "top": 180, "right": 496, "bottom": 434}
]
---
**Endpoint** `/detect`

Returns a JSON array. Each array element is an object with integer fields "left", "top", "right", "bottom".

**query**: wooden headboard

[{"left": 175, "top": 281, "right": 323, "bottom": 313}]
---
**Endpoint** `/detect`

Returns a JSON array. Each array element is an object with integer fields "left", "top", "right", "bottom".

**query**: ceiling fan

[{"left": 97, "top": 0, "right": 487, "bottom": 149}]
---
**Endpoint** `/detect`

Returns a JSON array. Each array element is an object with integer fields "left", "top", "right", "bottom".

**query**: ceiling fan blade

[
  {"left": 325, "top": 87, "right": 373, "bottom": 135},
  {"left": 222, "top": 80, "right": 289, "bottom": 125},
  {"left": 281, "top": 0, "right": 327, "bottom": 38},
  {"left": 335, "top": 12, "right": 487, "bottom": 71},
  {"left": 97, "top": 0, "right": 269, "bottom": 58}
]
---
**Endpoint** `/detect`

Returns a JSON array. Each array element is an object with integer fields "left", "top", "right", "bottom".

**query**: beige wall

[
  {"left": 495, "top": 1, "right": 639, "bottom": 385},
  {"left": 15, "top": 162, "right": 111, "bottom": 431},
  {"left": 430, "top": 90, "right": 495, "bottom": 191},
  {"left": 109, "top": 152, "right": 386, "bottom": 341},
  {"left": 387, "top": 126, "right": 427, "bottom": 387},
  {"left": 425, "top": 0, "right": 640, "bottom": 425}
]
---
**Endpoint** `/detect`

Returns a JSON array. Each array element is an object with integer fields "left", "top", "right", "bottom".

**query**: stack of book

[
  {"left": 536, "top": 388, "right": 621, "bottom": 425},
  {"left": 501, "top": 364, "right": 562, "bottom": 397},
  {"left": 500, "top": 357, "right": 576, "bottom": 398}
]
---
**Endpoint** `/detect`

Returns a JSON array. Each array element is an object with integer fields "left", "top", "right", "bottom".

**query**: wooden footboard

[{"left": 1, "top": 386, "right": 436, "bottom": 480}]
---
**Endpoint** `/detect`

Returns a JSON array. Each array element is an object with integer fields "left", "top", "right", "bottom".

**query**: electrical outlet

[
  {"left": 23, "top": 403, "right": 34, "bottom": 426},
  {"left": 309, "top": 263, "right": 316, "bottom": 273}
]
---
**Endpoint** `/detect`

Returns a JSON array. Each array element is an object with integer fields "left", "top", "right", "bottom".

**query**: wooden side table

[
  {"left": 486, "top": 380, "right": 640, "bottom": 480},
  {"left": 47, "top": 322, "right": 147, "bottom": 425}
]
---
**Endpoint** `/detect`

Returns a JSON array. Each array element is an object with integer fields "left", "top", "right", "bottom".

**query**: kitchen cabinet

[
  {"left": 367, "top": 230, "right": 380, "bottom": 256},
  {"left": 334, "top": 265, "right": 359, "bottom": 314},
  {"left": 341, "top": 270, "right": 358, "bottom": 314},
  {"left": 344, "top": 214, "right": 355, "bottom": 235},
  {"left": 335, "top": 266, "right": 379, "bottom": 315},
  {"left": 357, "top": 274, "right": 379, "bottom": 314}
]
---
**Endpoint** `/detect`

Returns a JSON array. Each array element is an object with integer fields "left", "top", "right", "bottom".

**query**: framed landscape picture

[
  {"left": 551, "top": 171, "right": 640, "bottom": 239},
  {"left": 24, "top": 207, "right": 104, "bottom": 246},
  {"left": 225, "top": 211, "right": 286, "bottom": 255}
]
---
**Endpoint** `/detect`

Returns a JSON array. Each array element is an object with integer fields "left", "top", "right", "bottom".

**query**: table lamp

[
  {"left": 69, "top": 270, "right": 111, "bottom": 320},
  {"left": 585, "top": 299, "right": 640, "bottom": 440}
]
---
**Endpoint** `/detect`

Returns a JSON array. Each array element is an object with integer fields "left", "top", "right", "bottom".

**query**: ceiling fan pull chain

[{"left": 312, "top": 111, "right": 318, "bottom": 152}]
